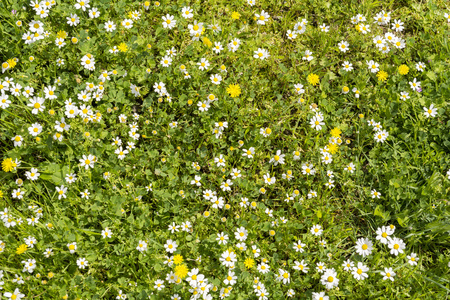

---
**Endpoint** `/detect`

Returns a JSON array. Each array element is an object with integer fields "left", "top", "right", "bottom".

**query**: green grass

[{"left": 0, "top": 0, "right": 449, "bottom": 299}]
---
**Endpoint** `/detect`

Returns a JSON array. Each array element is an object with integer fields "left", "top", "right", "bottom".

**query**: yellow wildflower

[
  {"left": 330, "top": 127, "right": 342, "bottom": 138},
  {"left": 56, "top": 30, "right": 68, "bottom": 39},
  {"left": 307, "top": 73, "right": 320, "bottom": 86},
  {"left": 231, "top": 12, "right": 240, "bottom": 20},
  {"left": 16, "top": 244, "right": 28, "bottom": 254},
  {"left": 173, "top": 254, "right": 183, "bottom": 265},
  {"left": 227, "top": 84, "right": 241, "bottom": 98},
  {"left": 174, "top": 264, "right": 189, "bottom": 278},
  {"left": 118, "top": 43, "right": 128, "bottom": 52},
  {"left": 327, "top": 143, "right": 338, "bottom": 154},
  {"left": 7, "top": 59, "right": 17, "bottom": 69},
  {"left": 398, "top": 65, "right": 409, "bottom": 75},
  {"left": 377, "top": 70, "right": 388, "bottom": 82},
  {"left": 2, "top": 158, "right": 14, "bottom": 172},
  {"left": 244, "top": 257, "right": 255, "bottom": 269},
  {"left": 202, "top": 37, "right": 212, "bottom": 48}
]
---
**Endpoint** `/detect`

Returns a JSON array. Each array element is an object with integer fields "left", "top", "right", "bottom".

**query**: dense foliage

[{"left": 0, "top": 0, "right": 449, "bottom": 299}]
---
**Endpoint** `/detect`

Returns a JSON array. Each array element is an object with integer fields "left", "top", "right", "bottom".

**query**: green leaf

[
  {"left": 426, "top": 71, "right": 437, "bottom": 81},
  {"left": 316, "top": 210, "right": 322, "bottom": 218}
]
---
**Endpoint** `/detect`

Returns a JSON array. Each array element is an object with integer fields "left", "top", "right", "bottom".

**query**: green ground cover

[{"left": 0, "top": 0, "right": 449, "bottom": 299}]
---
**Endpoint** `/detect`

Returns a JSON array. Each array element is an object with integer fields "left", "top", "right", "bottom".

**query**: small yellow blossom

[
  {"left": 2, "top": 158, "right": 14, "bottom": 172},
  {"left": 173, "top": 254, "right": 183, "bottom": 265},
  {"left": 57, "top": 30, "right": 68, "bottom": 39},
  {"left": 307, "top": 73, "right": 320, "bottom": 86},
  {"left": 231, "top": 12, "right": 240, "bottom": 20},
  {"left": 202, "top": 37, "right": 212, "bottom": 48},
  {"left": 174, "top": 264, "right": 189, "bottom": 278},
  {"left": 16, "top": 244, "right": 28, "bottom": 254},
  {"left": 7, "top": 59, "right": 17, "bottom": 69},
  {"left": 227, "top": 84, "right": 241, "bottom": 98},
  {"left": 398, "top": 64, "right": 409, "bottom": 75},
  {"left": 327, "top": 143, "right": 339, "bottom": 154},
  {"left": 244, "top": 257, "right": 255, "bottom": 269},
  {"left": 330, "top": 128, "right": 342, "bottom": 138},
  {"left": 118, "top": 43, "right": 128, "bottom": 52},
  {"left": 377, "top": 70, "right": 388, "bottom": 82}
]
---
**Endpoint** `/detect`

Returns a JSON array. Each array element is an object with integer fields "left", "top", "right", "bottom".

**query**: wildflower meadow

[{"left": 1, "top": 0, "right": 450, "bottom": 299}]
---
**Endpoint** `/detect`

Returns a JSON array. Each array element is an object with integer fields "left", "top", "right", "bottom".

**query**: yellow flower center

[
  {"left": 362, "top": 244, "right": 368, "bottom": 250},
  {"left": 327, "top": 276, "right": 334, "bottom": 282}
]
